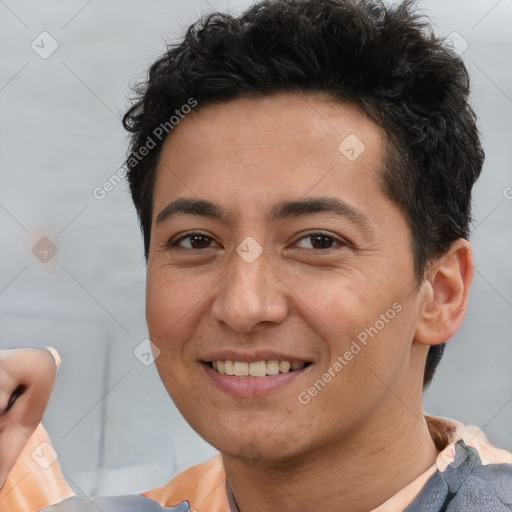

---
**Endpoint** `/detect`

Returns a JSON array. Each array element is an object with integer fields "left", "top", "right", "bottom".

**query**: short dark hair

[{"left": 122, "top": 0, "right": 484, "bottom": 389}]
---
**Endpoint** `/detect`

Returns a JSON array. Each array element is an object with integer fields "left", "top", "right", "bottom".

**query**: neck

[{"left": 223, "top": 404, "right": 438, "bottom": 512}]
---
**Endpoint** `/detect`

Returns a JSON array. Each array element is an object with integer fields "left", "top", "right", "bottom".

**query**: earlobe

[{"left": 414, "top": 239, "right": 473, "bottom": 346}]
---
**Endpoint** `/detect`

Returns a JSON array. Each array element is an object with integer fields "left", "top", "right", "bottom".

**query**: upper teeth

[{"left": 212, "top": 360, "right": 305, "bottom": 376}]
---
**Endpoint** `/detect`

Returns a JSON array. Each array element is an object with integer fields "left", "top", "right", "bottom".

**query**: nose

[{"left": 211, "top": 245, "right": 289, "bottom": 334}]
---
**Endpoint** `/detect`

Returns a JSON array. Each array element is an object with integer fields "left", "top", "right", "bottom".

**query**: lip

[{"left": 201, "top": 362, "right": 311, "bottom": 397}]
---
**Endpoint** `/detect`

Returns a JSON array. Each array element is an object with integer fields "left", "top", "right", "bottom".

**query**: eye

[
  {"left": 167, "top": 231, "right": 346, "bottom": 252},
  {"left": 294, "top": 232, "right": 345, "bottom": 250},
  {"left": 169, "top": 232, "right": 218, "bottom": 250}
]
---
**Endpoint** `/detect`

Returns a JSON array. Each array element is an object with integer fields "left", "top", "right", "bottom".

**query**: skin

[
  {"left": 146, "top": 92, "right": 473, "bottom": 512},
  {"left": 0, "top": 347, "right": 58, "bottom": 487},
  {"left": 0, "top": 348, "right": 75, "bottom": 511}
]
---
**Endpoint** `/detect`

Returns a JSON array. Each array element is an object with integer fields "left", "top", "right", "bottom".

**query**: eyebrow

[{"left": 156, "top": 196, "right": 371, "bottom": 228}]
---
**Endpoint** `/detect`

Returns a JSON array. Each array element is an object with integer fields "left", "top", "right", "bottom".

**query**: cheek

[
  {"left": 342, "top": 304, "right": 414, "bottom": 394},
  {"left": 145, "top": 269, "right": 189, "bottom": 352},
  {"left": 319, "top": 278, "right": 413, "bottom": 373},
  {"left": 312, "top": 275, "right": 382, "bottom": 339},
  {"left": 146, "top": 272, "right": 196, "bottom": 406}
]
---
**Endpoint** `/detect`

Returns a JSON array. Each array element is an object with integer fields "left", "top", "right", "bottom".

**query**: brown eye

[
  {"left": 170, "top": 233, "right": 217, "bottom": 250},
  {"left": 295, "top": 232, "right": 344, "bottom": 250},
  {"left": 310, "top": 235, "right": 336, "bottom": 249}
]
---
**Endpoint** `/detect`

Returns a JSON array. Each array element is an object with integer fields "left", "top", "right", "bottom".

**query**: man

[{"left": 1, "top": 0, "right": 511, "bottom": 511}]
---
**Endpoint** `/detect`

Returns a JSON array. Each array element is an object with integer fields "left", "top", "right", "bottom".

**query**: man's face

[{"left": 146, "top": 92, "right": 429, "bottom": 462}]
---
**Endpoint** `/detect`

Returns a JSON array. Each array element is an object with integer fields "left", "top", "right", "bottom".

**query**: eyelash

[{"left": 168, "top": 231, "right": 347, "bottom": 252}]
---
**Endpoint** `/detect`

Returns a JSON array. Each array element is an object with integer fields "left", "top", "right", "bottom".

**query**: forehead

[{"left": 153, "top": 92, "right": 388, "bottom": 217}]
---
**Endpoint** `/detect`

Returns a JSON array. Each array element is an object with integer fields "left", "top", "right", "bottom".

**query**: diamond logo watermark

[
  {"left": 339, "top": 134, "right": 366, "bottom": 162},
  {"left": 134, "top": 338, "right": 161, "bottom": 366},
  {"left": 236, "top": 236, "right": 263, "bottom": 263},
  {"left": 444, "top": 31, "right": 468, "bottom": 57},
  {"left": 31, "top": 32, "right": 59, "bottom": 60},
  {"left": 31, "top": 441, "right": 58, "bottom": 469},
  {"left": 32, "top": 237, "right": 58, "bottom": 263}
]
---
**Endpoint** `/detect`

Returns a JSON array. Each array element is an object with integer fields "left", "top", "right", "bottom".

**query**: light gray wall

[{"left": 0, "top": 0, "right": 510, "bottom": 497}]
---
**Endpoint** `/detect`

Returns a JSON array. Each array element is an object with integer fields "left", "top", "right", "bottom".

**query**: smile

[
  {"left": 203, "top": 359, "right": 312, "bottom": 397},
  {"left": 209, "top": 360, "right": 309, "bottom": 376}
]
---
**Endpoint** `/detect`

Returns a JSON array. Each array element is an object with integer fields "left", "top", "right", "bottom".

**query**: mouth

[{"left": 206, "top": 360, "right": 312, "bottom": 377}]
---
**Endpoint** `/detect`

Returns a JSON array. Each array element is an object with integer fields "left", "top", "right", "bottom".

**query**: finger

[{"left": 44, "top": 346, "right": 61, "bottom": 369}]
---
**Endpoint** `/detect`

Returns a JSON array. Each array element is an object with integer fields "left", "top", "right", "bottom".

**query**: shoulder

[
  {"left": 40, "top": 494, "right": 191, "bottom": 511},
  {"left": 406, "top": 420, "right": 512, "bottom": 512},
  {"left": 37, "top": 457, "right": 227, "bottom": 512},
  {"left": 444, "top": 440, "right": 512, "bottom": 509},
  {"left": 141, "top": 454, "right": 228, "bottom": 512}
]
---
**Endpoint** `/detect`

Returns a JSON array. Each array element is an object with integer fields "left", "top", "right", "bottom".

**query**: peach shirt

[{"left": 143, "top": 415, "right": 512, "bottom": 512}]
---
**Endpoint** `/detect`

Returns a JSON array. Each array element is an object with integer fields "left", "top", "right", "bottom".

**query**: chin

[{"left": 205, "top": 423, "right": 303, "bottom": 460}]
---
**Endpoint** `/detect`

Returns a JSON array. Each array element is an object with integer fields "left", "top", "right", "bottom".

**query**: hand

[
  {"left": 0, "top": 347, "right": 59, "bottom": 489},
  {"left": 0, "top": 347, "right": 75, "bottom": 512}
]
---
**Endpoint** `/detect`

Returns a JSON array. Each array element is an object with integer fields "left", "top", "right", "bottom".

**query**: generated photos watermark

[
  {"left": 297, "top": 301, "right": 403, "bottom": 405},
  {"left": 126, "top": 97, "right": 198, "bottom": 170},
  {"left": 93, "top": 97, "right": 198, "bottom": 200}
]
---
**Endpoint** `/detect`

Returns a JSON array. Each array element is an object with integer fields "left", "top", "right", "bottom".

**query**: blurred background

[{"left": 0, "top": 0, "right": 511, "bottom": 497}]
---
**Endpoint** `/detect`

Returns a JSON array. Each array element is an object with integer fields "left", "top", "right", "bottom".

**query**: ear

[{"left": 414, "top": 239, "right": 473, "bottom": 346}]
